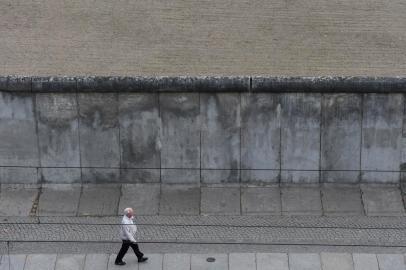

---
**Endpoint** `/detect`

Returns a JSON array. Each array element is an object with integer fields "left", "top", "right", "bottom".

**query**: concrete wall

[{"left": 1, "top": 76, "right": 406, "bottom": 184}]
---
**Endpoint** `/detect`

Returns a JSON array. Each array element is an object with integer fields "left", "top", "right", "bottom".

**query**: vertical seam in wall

[
  {"left": 32, "top": 83, "right": 43, "bottom": 186},
  {"left": 75, "top": 82, "right": 83, "bottom": 185},
  {"left": 279, "top": 94, "right": 282, "bottom": 184},
  {"left": 239, "top": 91, "right": 242, "bottom": 185},
  {"left": 117, "top": 92, "right": 122, "bottom": 183},
  {"left": 199, "top": 92, "right": 202, "bottom": 186},
  {"left": 158, "top": 93, "right": 162, "bottom": 184},
  {"left": 359, "top": 94, "right": 364, "bottom": 183},
  {"left": 319, "top": 94, "right": 323, "bottom": 184},
  {"left": 401, "top": 94, "right": 405, "bottom": 188}
]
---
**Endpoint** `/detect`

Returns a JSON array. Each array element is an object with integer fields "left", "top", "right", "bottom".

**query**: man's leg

[
  {"left": 115, "top": 241, "right": 131, "bottom": 263},
  {"left": 129, "top": 242, "right": 144, "bottom": 260}
]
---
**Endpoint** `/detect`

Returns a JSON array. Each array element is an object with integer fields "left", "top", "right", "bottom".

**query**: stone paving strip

[
  {"left": 0, "top": 183, "right": 405, "bottom": 218},
  {"left": 1, "top": 252, "right": 406, "bottom": 270},
  {"left": 1, "top": 216, "right": 406, "bottom": 247}
]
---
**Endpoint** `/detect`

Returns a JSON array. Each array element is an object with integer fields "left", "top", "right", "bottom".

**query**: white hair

[{"left": 124, "top": 208, "right": 133, "bottom": 215}]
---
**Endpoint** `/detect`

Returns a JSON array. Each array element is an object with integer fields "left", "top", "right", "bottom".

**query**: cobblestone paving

[{"left": 1, "top": 216, "right": 406, "bottom": 247}]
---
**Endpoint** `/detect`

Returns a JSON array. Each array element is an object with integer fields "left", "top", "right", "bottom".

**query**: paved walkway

[
  {"left": 1, "top": 252, "right": 406, "bottom": 270},
  {"left": 0, "top": 183, "right": 405, "bottom": 217}
]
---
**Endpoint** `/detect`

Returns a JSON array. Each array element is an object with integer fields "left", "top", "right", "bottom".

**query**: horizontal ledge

[{"left": 1, "top": 76, "right": 406, "bottom": 93}]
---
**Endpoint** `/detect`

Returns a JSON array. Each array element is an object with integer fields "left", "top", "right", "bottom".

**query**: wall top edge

[{"left": 1, "top": 76, "right": 406, "bottom": 93}]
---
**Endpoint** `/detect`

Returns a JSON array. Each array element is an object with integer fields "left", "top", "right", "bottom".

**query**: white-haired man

[{"left": 115, "top": 208, "right": 148, "bottom": 265}]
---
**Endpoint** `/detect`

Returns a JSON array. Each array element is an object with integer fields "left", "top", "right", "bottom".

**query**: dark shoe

[
  {"left": 115, "top": 261, "right": 126, "bottom": 265},
  {"left": 138, "top": 257, "right": 148, "bottom": 263}
]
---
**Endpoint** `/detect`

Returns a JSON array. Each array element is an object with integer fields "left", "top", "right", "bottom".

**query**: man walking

[{"left": 115, "top": 208, "right": 148, "bottom": 265}]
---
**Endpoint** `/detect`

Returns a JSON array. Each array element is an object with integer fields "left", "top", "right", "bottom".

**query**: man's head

[{"left": 124, "top": 207, "right": 134, "bottom": 218}]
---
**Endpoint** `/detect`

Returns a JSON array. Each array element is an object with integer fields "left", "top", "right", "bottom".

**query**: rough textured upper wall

[
  {"left": 0, "top": 76, "right": 406, "bottom": 185},
  {"left": 0, "top": 0, "right": 405, "bottom": 76}
]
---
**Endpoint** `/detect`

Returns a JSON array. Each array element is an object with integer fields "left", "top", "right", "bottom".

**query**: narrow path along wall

[{"left": 1, "top": 76, "right": 406, "bottom": 184}]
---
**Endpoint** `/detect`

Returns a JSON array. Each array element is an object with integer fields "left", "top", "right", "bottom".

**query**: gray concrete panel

[
  {"left": 229, "top": 253, "right": 255, "bottom": 270},
  {"left": 81, "top": 168, "right": 120, "bottom": 184},
  {"left": 0, "top": 167, "right": 38, "bottom": 184},
  {"left": 0, "top": 255, "right": 26, "bottom": 270},
  {"left": 376, "top": 254, "right": 406, "bottom": 270},
  {"left": 241, "top": 187, "right": 281, "bottom": 215},
  {"left": 159, "top": 185, "right": 200, "bottom": 215},
  {"left": 119, "top": 184, "right": 160, "bottom": 215},
  {"left": 78, "top": 93, "right": 120, "bottom": 168},
  {"left": 281, "top": 186, "right": 322, "bottom": 216},
  {"left": 256, "top": 253, "right": 288, "bottom": 270},
  {"left": 139, "top": 254, "right": 163, "bottom": 270},
  {"left": 39, "top": 168, "right": 81, "bottom": 184},
  {"left": 280, "top": 94, "right": 321, "bottom": 183},
  {"left": 39, "top": 184, "right": 81, "bottom": 216},
  {"left": 362, "top": 94, "right": 403, "bottom": 183},
  {"left": 361, "top": 171, "right": 400, "bottom": 184},
  {"left": 321, "top": 185, "right": 363, "bottom": 216},
  {"left": 120, "top": 169, "right": 160, "bottom": 183},
  {"left": 280, "top": 170, "right": 319, "bottom": 184},
  {"left": 84, "top": 254, "right": 109, "bottom": 270},
  {"left": 353, "top": 254, "right": 379, "bottom": 270},
  {"left": 55, "top": 254, "right": 85, "bottom": 270},
  {"left": 160, "top": 93, "right": 200, "bottom": 169},
  {"left": 201, "top": 94, "right": 240, "bottom": 180},
  {"left": 241, "top": 170, "right": 279, "bottom": 184},
  {"left": 36, "top": 93, "right": 80, "bottom": 167},
  {"left": 191, "top": 254, "right": 228, "bottom": 270},
  {"left": 24, "top": 254, "right": 57, "bottom": 270},
  {"left": 119, "top": 93, "right": 160, "bottom": 168},
  {"left": 361, "top": 185, "right": 405, "bottom": 216},
  {"left": 163, "top": 254, "right": 191, "bottom": 270},
  {"left": 201, "top": 169, "right": 240, "bottom": 184},
  {"left": 241, "top": 93, "right": 280, "bottom": 174},
  {"left": 0, "top": 92, "right": 38, "bottom": 167},
  {"left": 321, "top": 94, "right": 362, "bottom": 183},
  {"left": 161, "top": 169, "right": 200, "bottom": 184},
  {"left": 0, "top": 184, "right": 38, "bottom": 216},
  {"left": 78, "top": 184, "right": 121, "bottom": 216},
  {"left": 201, "top": 187, "right": 240, "bottom": 215},
  {"left": 321, "top": 171, "right": 360, "bottom": 184},
  {"left": 321, "top": 253, "right": 354, "bottom": 270},
  {"left": 289, "top": 253, "right": 321, "bottom": 270}
]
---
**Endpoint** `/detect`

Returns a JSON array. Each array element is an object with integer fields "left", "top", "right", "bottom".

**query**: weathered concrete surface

[
  {"left": 24, "top": 254, "right": 57, "bottom": 270},
  {"left": 78, "top": 184, "right": 121, "bottom": 216},
  {"left": 201, "top": 187, "right": 240, "bottom": 215},
  {"left": 256, "top": 253, "right": 288, "bottom": 270},
  {"left": 241, "top": 93, "right": 280, "bottom": 183},
  {"left": 0, "top": 184, "right": 38, "bottom": 216},
  {"left": 119, "top": 184, "right": 160, "bottom": 215},
  {"left": 160, "top": 185, "right": 200, "bottom": 215},
  {"left": 0, "top": 167, "right": 38, "bottom": 184},
  {"left": 320, "top": 253, "right": 354, "bottom": 270},
  {"left": 55, "top": 254, "right": 85, "bottom": 270},
  {"left": 36, "top": 93, "right": 80, "bottom": 168},
  {"left": 289, "top": 253, "right": 321, "bottom": 270},
  {"left": 361, "top": 94, "right": 403, "bottom": 183},
  {"left": 84, "top": 254, "right": 109, "bottom": 270},
  {"left": 0, "top": 93, "right": 38, "bottom": 167},
  {"left": 361, "top": 185, "right": 405, "bottom": 216},
  {"left": 81, "top": 168, "right": 120, "bottom": 184},
  {"left": 321, "top": 94, "right": 362, "bottom": 183},
  {"left": 39, "top": 168, "right": 81, "bottom": 184},
  {"left": 38, "top": 184, "right": 81, "bottom": 216},
  {"left": 78, "top": 93, "right": 120, "bottom": 168},
  {"left": 163, "top": 254, "right": 191, "bottom": 270},
  {"left": 119, "top": 93, "right": 160, "bottom": 169},
  {"left": 0, "top": 254, "right": 26, "bottom": 270},
  {"left": 191, "top": 254, "right": 228, "bottom": 270},
  {"left": 120, "top": 169, "right": 160, "bottom": 183},
  {"left": 229, "top": 253, "right": 256, "bottom": 270},
  {"left": 376, "top": 254, "right": 406, "bottom": 270},
  {"left": 160, "top": 93, "right": 200, "bottom": 183},
  {"left": 352, "top": 254, "right": 379, "bottom": 270},
  {"left": 281, "top": 186, "right": 322, "bottom": 216},
  {"left": 200, "top": 93, "right": 240, "bottom": 183},
  {"left": 321, "top": 184, "right": 363, "bottom": 216},
  {"left": 1, "top": 0, "right": 406, "bottom": 76},
  {"left": 241, "top": 187, "right": 281, "bottom": 215},
  {"left": 280, "top": 94, "right": 320, "bottom": 183}
]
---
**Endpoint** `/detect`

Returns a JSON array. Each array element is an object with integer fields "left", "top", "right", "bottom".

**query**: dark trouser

[{"left": 115, "top": 240, "right": 144, "bottom": 262}]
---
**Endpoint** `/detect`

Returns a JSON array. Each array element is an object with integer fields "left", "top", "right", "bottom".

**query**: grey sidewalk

[
  {"left": 1, "top": 252, "right": 406, "bottom": 270},
  {"left": 0, "top": 183, "right": 405, "bottom": 217}
]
